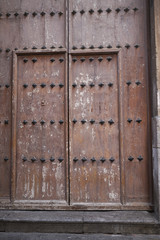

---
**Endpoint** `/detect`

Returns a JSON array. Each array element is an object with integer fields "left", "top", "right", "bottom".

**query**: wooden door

[{"left": 0, "top": 0, "right": 152, "bottom": 210}]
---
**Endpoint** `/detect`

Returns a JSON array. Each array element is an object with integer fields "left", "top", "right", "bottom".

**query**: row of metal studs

[
  {"left": 22, "top": 120, "right": 64, "bottom": 125},
  {"left": 0, "top": 11, "right": 63, "bottom": 17},
  {"left": 22, "top": 157, "right": 64, "bottom": 162},
  {"left": 72, "top": 8, "right": 139, "bottom": 15},
  {"left": 23, "top": 83, "right": 64, "bottom": 88}
]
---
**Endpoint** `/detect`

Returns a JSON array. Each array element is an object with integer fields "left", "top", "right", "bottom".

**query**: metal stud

[
  {"left": 82, "top": 157, "right": 87, "bottom": 162},
  {"left": 98, "top": 45, "right": 103, "bottom": 49},
  {"left": 32, "top": 46, "right": 37, "bottom": 49},
  {"left": 128, "top": 156, "right": 134, "bottom": 161},
  {"left": 72, "top": 58, "right": 77, "bottom": 62},
  {"left": 23, "top": 58, "right": 28, "bottom": 63},
  {"left": 80, "top": 10, "right": 85, "bottom": 15},
  {"left": 90, "top": 119, "right": 95, "bottom": 124},
  {"left": 137, "top": 156, "right": 143, "bottom": 161},
  {"left": 58, "top": 157, "right": 64, "bottom": 162},
  {"left": 91, "top": 157, "right": 96, "bottom": 162},
  {"left": 89, "top": 83, "right": 95, "bottom": 87},
  {"left": 23, "top": 84, "right": 28, "bottom": 88},
  {"left": 72, "top": 83, "right": 77, "bottom": 88},
  {"left": 58, "top": 12, "right": 63, "bottom": 16},
  {"left": 59, "top": 83, "right": 64, "bottom": 88},
  {"left": 125, "top": 44, "right": 130, "bottom": 49},
  {"left": 50, "top": 58, "right": 55, "bottom": 63},
  {"left": 0, "top": 13, "right": 2, "bottom": 17},
  {"left": 80, "top": 83, "right": 86, "bottom": 88},
  {"left": 107, "top": 56, "right": 112, "bottom": 62},
  {"left": 124, "top": 8, "right": 129, "bottom": 12},
  {"left": 108, "top": 82, "right": 113, "bottom": 87},
  {"left": 23, "top": 120, "right": 28, "bottom": 125},
  {"left": 50, "top": 11, "right": 55, "bottom": 16},
  {"left": 80, "top": 57, "right": 85, "bottom": 62},
  {"left": 106, "top": 8, "right": 112, "bottom": 13},
  {"left": 6, "top": 13, "right": 11, "bottom": 17},
  {"left": 31, "top": 157, "right": 36, "bottom": 162},
  {"left": 133, "top": 7, "right": 138, "bottom": 11},
  {"left": 116, "top": 44, "right": 121, "bottom": 48},
  {"left": 5, "top": 84, "right": 10, "bottom": 88},
  {"left": 89, "top": 57, "right": 94, "bottom": 62},
  {"left": 6, "top": 48, "right": 10, "bottom": 53},
  {"left": 109, "top": 157, "right": 115, "bottom": 163},
  {"left": 72, "top": 46, "right": 77, "bottom": 50},
  {"left": 0, "top": 48, "right": 2, "bottom": 52},
  {"left": 136, "top": 118, "right": 142, "bottom": 123},
  {"left": 127, "top": 118, "right": 132, "bottom": 123},
  {"left": 40, "top": 158, "right": 45, "bottom": 162},
  {"left": 4, "top": 120, "right": 9, "bottom": 124},
  {"left": 50, "top": 157, "right": 55, "bottom": 162},
  {"left": 14, "top": 12, "right": 19, "bottom": 17},
  {"left": 98, "top": 83, "right": 104, "bottom": 87},
  {"left": 32, "top": 83, "right": 37, "bottom": 88},
  {"left": 4, "top": 157, "right": 9, "bottom": 161},
  {"left": 107, "top": 44, "right": 112, "bottom": 48},
  {"left": 81, "top": 45, "right": 86, "bottom": 50},
  {"left": 15, "top": 48, "right": 18, "bottom": 51},
  {"left": 100, "top": 157, "right": 106, "bottom": 162},
  {"left": 32, "top": 120, "right": 37, "bottom": 125},
  {"left": 59, "top": 58, "right": 64, "bottom": 63},
  {"left": 59, "top": 45, "right": 63, "bottom": 49},
  {"left": 32, "top": 58, "right": 37, "bottom": 63},
  {"left": 23, "top": 47, "right": 28, "bottom": 50},
  {"left": 50, "top": 120, "right": 55, "bottom": 124},
  {"left": 41, "top": 12, "right": 45, "bottom": 16},
  {"left": 72, "top": 119, "right": 77, "bottom": 124},
  {"left": 89, "top": 45, "right": 94, "bottom": 49},
  {"left": 99, "top": 120, "right": 105, "bottom": 125},
  {"left": 24, "top": 12, "right": 29, "bottom": 16},
  {"left": 32, "top": 12, "right": 37, "bottom": 17},
  {"left": 81, "top": 119, "right": 86, "bottom": 124},
  {"left": 136, "top": 80, "right": 141, "bottom": 85},
  {"left": 41, "top": 46, "right": 46, "bottom": 49},
  {"left": 50, "top": 45, "right": 55, "bottom": 49},
  {"left": 72, "top": 10, "right": 77, "bottom": 15},
  {"left": 40, "top": 120, "right": 45, "bottom": 125},
  {"left": 89, "top": 9, "right": 94, "bottom": 14},
  {"left": 50, "top": 83, "right": 55, "bottom": 88},
  {"left": 108, "top": 119, "right": 114, "bottom": 125},
  {"left": 98, "top": 56, "right": 103, "bottom": 62},
  {"left": 116, "top": 8, "right": 121, "bottom": 13},
  {"left": 126, "top": 81, "right": 131, "bottom": 86},
  {"left": 98, "top": 9, "right": 103, "bottom": 14},
  {"left": 59, "top": 120, "right": 64, "bottom": 124},
  {"left": 23, "top": 157, "right": 27, "bottom": 162},
  {"left": 73, "top": 157, "right": 78, "bottom": 162},
  {"left": 40, "top": 83, "right": 46, "bottom": 88},
  {"left": 134, "top": 44, "right": 139, "bottom": 48}
]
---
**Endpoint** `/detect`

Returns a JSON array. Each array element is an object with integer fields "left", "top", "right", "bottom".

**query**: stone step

[
  {"left": 0, "top": 233, "right": 160, "bottom": 240},
  {"left": 0, "top": 210, "right": 160, "bottom": 235}
]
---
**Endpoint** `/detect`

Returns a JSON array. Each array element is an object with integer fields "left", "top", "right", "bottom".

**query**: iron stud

[
  {"left": 50, "top": 58, "right": 55, "bottom": 62},
  {"left": 59, "top": 83, "right": 64, "bottom": 88},
  {"left": 108, "top": 119, "right": 114, "bottom": 125},
  {"left": 0, "top": 13, "right": 2, "bottom": 17},
  {"left": 100, "top": 157, "right": 106, "bottom": 162},
  {"left": 50, "top": 45, "right": 55, "bottom": 49},
  {"left": 23, "top": 157, "right": 27, "bottom": 162},
  {"left": 107, "top": 56, "right": 112, "bottom": 62},
  {"left": 125, "top": 44, "right": 130, "bottom": 49},
  {"left": 80, "top": 57, "right": 85, "bottom": 62},
  {"left": 24, "top": 12, "right": 29, "bottom": 16},
  {"left": 106, "top": 8, "right": 112, "bottom": 13},
  {"left": 81, "top": 119, "right": 86, "bottom": 124},
  {"left": 15, "top": 48, "right": 18, "bottom": 51},
  {"left": 133, "top": 8, "right": 138, "bottom": 11},
  {"left": 31, "top": 157, "right": 36, "bottom": 162},
  {"left": 135, "top": 44, "right": 139, "bottom": 48},
  {"left": 72, "top": 83, "right": 77, "bottom": 88},
  {"left": 116, "top": 44, "right": 121, "bottom": 48},
  {"left": 23, "top": 84, "right": 28, "bottom": 88},
  {"left": 6, "top": 48, "right": 10, "bottom": 52},
  {"left": 89, "top": 45, "right": 94, "bottom": 49},
  {"left": 58, "top": 157, "right": 63, "bottom": 162},
  {"left": 108, "top": 82, "right": 113, "bottom": 87},
  {"left": 89, "top": 9, "right": 94, "bottom": 14},
  {"left": 99, "top": 120, "right": 105, "bottom": 125},
  {"left": 14, "top": 12, "right": 19, "bottom": 17},
  {"left": 73, "top": 157, "right": 78, "bottom": 162},
  {"left": 23, "top": 47, "right": 28, "bottom": 50},
  {"left": 72, "top": 46, "right": 77, "bottom": 50},
  {"left": 0, "top": 48, "right": 2, "bottom": 52},
  {"left": 82, "top": 157, "right": 87, "bottom": 162},
  {"left": 41, "top": 46, "right": 46, "bottom": 49},
  {"left": 128, "top": 156, "right": 134, "bottom": 161},
  {"left": 80, "top": 83, "right": 86, "bottom": 88},
  {"left": 32, "top": 83, "right": 37, "bottom": 88},
  {"left": 136, "top": 118, "right": 142, "bottom": 123},
  {"left": 124, "top": 8, "right": 129, "bottom": 12},
  {"left": 98, "top": 83, "right": 104, "bottom": 87},
  {"left": 81, "top": 45, "right": 86, "bottom": 50},
  {"left": 72, "top": 10, "right": 77, "bottom": 15},
  {"left": 136, "top": 80, "right": 141, "bottom": 85},
  {"left": 40, "top": 83, "right": 46, "bottom": 88},
  {"left": 50, "top": 11, "right": 55, "bottom": 16},
  {"left": 89, "top": 57, "right": 94, "bottom": 62},
  {"left": 137, "top": 156, "right": 143, "bottom": 161},
  {"left": 127, "top": 118, "right": 132, "bottom": 123},
  {"left": 23, "top": 120, "right": 28, "bottom": 125},
  {"left": 41, "top": 12, "right": 45, "bottom": 16},
  {"left": 72, "top": 58, "right": 77, "bottom": 62},
  {"left": 40, "top": 158, "right": 45, "bottom": 162},
  {"left": 107, "top": 44, "right": 112, "bottom": 48},
  {"left": 5, "top": 84, "right": 10, "bottom": 88},
  {"left": 50, "top": 120, "right": 55, "bottom": 124},
  {"left": 32, "top": 120, "right": 37, "bottom": 125},
  {"left": 89, "top": 83, "right": 95, "bottom": 87},
  {"left": 98, "top": 56, "right": 103, "bottom": 62},
  {"left": 40, "top": 120, "right": 45, "bottom": 125},
  {"left": 32, "top": 58, "right": 37, "bottom": 63},
  {"left": 109, "top": 157, "right": 115, "bottom": 162},
  {"left": 4, "top": 157, "right": 9, "bottom": 161},
  {"left": 98, "top": 45, "right": 103, "bottom": 49},
  {"left": 80, "top": 10, "right": 85, "bottom": 15},
  {"left": 58, "top": 12, "right": 63, "bottom": 16},
  {"left": 4, "top": 120, "right": 9, "bottom": 124},
  {"left": 32, "top": 46, "right": 37, "bottom": 49},
  {"left": 50, "top": 157, "right": 55, "bottom": 162},
  {"left": 91, "top": 157, "right": 96, "bottom": 162},
  {"left": 59, "top": 120, "right": 64, "bottom": 124},
  {"left": 6, "top": 13, "right": 11, "bottom": 17},
  {"left": 98, "top": 9, "right": 103, "bottom": 14},
  {"left": 59, "top": 46, "right": 63, "bottom": 49},
  {"left": 32, "top": 12, "right": 37, "bottom": 17},
  {"left": 59, "top": 58, "right": 64, "bottom": 63},
  {"left": 72, "top": 119, "right": 77, "bottom": 124},
  {"left": 126, "top": 81, "right": 131, "bottom": 86},
  {"left": 23, "top": 58, "right": 28, "bottom": 63},
  {"left": 116, "top": 8, "right": 121, "bottom": 13},
  {"left": 50, "top": 83, "right": 55, "bottom": 88},
  {"left": 90, "top": 119, "right": 95, "bottom": 124}
]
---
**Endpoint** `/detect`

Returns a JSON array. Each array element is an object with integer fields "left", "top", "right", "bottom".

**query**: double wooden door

[{"left": 0, "top": 0, "right": 152, "bottom": 210}]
